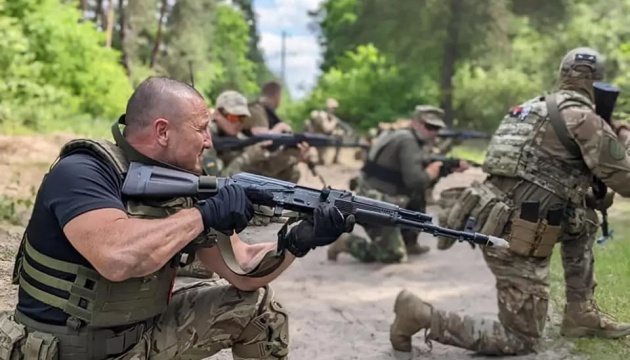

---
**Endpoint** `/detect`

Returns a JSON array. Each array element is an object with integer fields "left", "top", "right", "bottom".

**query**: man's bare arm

[
  {"left": 63, "top": 207, "right": 204, "bottom": 282},
  {"left": 197, "top": 234, "right": 295, "bottom": 291}
]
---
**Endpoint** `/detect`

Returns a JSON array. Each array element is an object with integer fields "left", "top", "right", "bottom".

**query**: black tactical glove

[
  {"left": 195, "top": 185, "right": 273, "bottom": 234},
  {"left": 280, "top": 204, "right": 355, "bottom": 257}
]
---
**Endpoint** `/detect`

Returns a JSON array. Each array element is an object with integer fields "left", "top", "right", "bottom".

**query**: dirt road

[{"left": 0, "top": 137, "right": 584, "bottom": 360}]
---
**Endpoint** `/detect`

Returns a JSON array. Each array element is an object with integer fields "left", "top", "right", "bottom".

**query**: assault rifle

[
  {"left": 425, "top": 155, "right": 483, "bottom": 178},
  {"left": 212, "top": 133, "right": 370, "bottom": 153},
  {"left": 121, "top": 162, "right": 509, "bottom": 249},
  {"left": 437, "top": 129, "right": 490, "bottom": 140},
  {"left": 593, "top": 81, "right": 620, "bottom": 244}
]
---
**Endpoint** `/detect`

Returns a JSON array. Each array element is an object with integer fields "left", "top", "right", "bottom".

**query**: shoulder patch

[
  {"left": 519, "top": 105, "right": 532, "bottom": 120},
  {"left": 609, "top": 140, "right": 626, "bottom": 161}
]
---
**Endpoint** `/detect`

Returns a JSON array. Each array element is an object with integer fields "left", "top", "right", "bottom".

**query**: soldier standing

[
  {"left": 306, "top": 98, "right": 347, "bottom": 165},
  {"left": 327, "top": 105, "right": 469, "bottom": 263},
  {"left": 390, "top": 47, "right": 630, "bottom": 355}
]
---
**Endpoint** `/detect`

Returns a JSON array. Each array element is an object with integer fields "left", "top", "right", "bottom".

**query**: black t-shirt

[{"left": 17, "top": 152, "right": 125, "bottom": 325}]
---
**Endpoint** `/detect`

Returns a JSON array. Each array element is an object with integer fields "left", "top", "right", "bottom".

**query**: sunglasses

[
  {"left": 224, "top": 112, "right": 248, "bottom": 123},
  {"left": 425, "top": 124, "right": 442, "bottom": 132}
]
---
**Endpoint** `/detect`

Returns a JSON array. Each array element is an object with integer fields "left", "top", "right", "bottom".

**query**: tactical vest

[
  {"left": 361, "top": 129, "right": 424, "bottom": 189},
  {"left": 12, "top": 138, "right": 215, "bottom": 330},
  {"left": 482, "top": 90, "right": 593, "bottom": 204}
]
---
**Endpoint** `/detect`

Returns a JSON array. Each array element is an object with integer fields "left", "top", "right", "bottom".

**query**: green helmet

[{"left": 558, "top": 47, "right": 605, "bottom": 81}]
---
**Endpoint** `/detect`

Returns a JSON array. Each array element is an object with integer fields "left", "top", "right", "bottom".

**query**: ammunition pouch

[
  {"left": 507, "top": 217, "right": 561, "bottom": 258},
  {"left": 446, "top": 181, "right": 512, "bottom": 236},
  {"left": 436, "top": 187, "right": 466, "bottom": 250},
  {"left": 0, "top": 311, "right": 60, "bottom": 360},
  {"left": 0, "top": 311, "right": 27, "bottom": 360},
  {"left": 437, "top": 181, "right": 512, "bottom": 250},
  {"left": 10, "top": 310, "right": 153, "bottom": 360}
]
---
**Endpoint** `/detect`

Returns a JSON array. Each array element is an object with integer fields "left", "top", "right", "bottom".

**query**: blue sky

[{"left": 252, "top": 0, "right": 325, "bottom": 99}]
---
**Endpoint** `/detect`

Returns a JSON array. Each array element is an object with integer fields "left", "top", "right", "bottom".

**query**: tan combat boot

[
  {"left": 561, "top": 300, "right": 630, "bottom": 339},
  {"left": 327, "top": 233, "right": 350, "bottom": 261},
  {"left": 390, "top": 289, "right": 433, "bottom": 352}
]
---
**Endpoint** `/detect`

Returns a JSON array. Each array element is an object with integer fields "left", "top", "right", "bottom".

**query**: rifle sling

[
  {"left": 546, "top": 94, "right": 609, "bottom": 203},
  {"left": 545, "top": 94, "right": 582, "bottom": 158},
  {"left": 215, "top": 233, "right": 285, "bottom": 278}
]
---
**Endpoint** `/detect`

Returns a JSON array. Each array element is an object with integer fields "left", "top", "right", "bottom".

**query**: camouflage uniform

[
  {"left": 390, "top": 47, "right": 630, "bottom": 355},
  {"left": 114, "top": 279, "right": 288, "bottom": 360},
  {"left": 306, "top": 98, "right": 346, "bottom": 165},
  {"left": 240, "top": 99, "right": 301, "bottom": 183},
  {"left": 328, "top": 107, "right": 446, "bottom": 263}
]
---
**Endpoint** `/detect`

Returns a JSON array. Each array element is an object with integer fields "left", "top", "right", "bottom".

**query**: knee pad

[{"left": 232, "top": 286, "right": 289, "bottom": 359}]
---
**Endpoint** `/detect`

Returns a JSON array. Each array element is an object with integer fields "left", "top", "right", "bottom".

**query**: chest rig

[{"left": 482, "top": 90, "right": 594, "bottom": 204}]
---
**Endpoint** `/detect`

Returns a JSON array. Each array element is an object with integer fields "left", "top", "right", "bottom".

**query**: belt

[{"left": 14, "top": 310, "right": 156, "bottom": 360}]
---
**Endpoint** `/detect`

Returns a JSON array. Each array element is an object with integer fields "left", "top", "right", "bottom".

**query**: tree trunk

[
  {"left": 94, "top": 0, "right": 103, "bottom": 25},
  {"left": 78, "top": 0, "right": 88, "bottom": 20},
  {"left": 118, "top": 0, "right": 130, "bottom": 75},
  {"left": 105, "top": 0, "right": 115, "bottom": 47},
  {"left": 150, "top": 0, "right": 168, "bottom": 69},
  {"left": 439, "top": 0, "right": 463, "bottom": 126}
]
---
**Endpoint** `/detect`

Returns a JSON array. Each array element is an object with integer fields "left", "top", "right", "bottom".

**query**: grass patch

[
  {"left": 448, "top": 140, "right": 488, "bottom": 164},
  {"left": 548, "top": 198, "right": 630, "bottom": 359}
]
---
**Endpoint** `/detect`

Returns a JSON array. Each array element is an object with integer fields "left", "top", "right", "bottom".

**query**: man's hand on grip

[
  {"left": 281, "top": 204, "right": 355, "bottom": 257},
  {"left": 195, "top": 184, "right": 254, "bottom": 234}
]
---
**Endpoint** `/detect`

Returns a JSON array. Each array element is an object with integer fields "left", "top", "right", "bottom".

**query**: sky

[{"left": 253, "top": 0, "right": 325, "bottom": 100}]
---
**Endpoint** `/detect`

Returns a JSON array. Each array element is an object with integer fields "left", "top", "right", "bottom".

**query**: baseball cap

[
  {"left": 215, "top": 90, "right": 250, "bottom": 117},
  {"left": 414, "top": 105, "right": 446, "bottom": 128}
]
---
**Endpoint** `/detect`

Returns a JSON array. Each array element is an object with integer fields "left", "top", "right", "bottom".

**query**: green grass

[
  {"left": 548, "top": 198, "right": 630, "bottom": 360},
  {"left": 448, "top": 141, "right": 488, "bottom": 164},
  {"left": 453, "top": 143, "right": 630, "bottom": 358}
]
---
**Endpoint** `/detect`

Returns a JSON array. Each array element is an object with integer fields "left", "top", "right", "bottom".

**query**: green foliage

[
  {"left": 303, "top": 0, "right": 630, "bottom": 133},
  {"left": 209, "top": 4, "right": 260, "bottom": 99},
  {"left": 0, "top": 0, "right": 132, "bottom": 134},
  {"left": 285, "top": 45, "right": 435, "bottom": 130}
]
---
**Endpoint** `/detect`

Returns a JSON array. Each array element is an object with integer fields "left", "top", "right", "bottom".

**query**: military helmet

[{"left": 558, "top": 47, "right": 605, "bottom": 81}]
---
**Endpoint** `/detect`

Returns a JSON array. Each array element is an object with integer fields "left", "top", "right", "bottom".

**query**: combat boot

[
  {"left": 390, "top": 289, "right": 433, "bottom": 352},
  {"left": 405, "top": 243, "right": 431, "bottom": 255},
  {"left": 327, "top": 233, "right": 350, "bottom": 261},
  {"left": 561, "top": 300, "right": 630, "bottom": 339}
]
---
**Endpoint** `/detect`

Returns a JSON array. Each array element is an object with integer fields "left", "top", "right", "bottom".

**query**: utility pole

[{"left": 281, "top": 31, "right": 287, "bottom": 82}]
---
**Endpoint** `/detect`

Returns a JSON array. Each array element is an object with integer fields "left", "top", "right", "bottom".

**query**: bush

[{"left": 0, "top": 0, "right": 132, "bottom": 133}]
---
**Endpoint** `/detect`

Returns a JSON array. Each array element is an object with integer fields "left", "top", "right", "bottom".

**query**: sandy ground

[{"left": 0, "top": 137, "right": 585, "bottom": 360}]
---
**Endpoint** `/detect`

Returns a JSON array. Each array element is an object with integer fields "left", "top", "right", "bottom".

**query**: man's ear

[{"left": 154, "top": 118, "right": 170, "bottom": 146}]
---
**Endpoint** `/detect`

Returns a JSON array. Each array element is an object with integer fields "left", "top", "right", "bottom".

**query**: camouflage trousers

[
  {"left": 561, "top": 207, "right": 599, "bottom": 302},
  {"left": 344, "top": 178, "right": 410, "bottom": 263},
  {"left": 425, "top": 207, "right": 599, "bottom": 355},
  {"left": 115, "top": 278, "right": 289, "bottom": 360}
]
